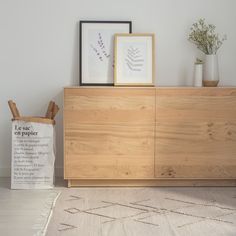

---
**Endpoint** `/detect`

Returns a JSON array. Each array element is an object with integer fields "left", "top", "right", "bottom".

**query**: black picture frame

[{"left": 79, "top": 21, "right": 132, "bottom": 86}]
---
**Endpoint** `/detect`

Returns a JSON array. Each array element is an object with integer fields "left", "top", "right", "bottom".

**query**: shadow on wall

[
  {"left": 54, "top": 21, "right": 81, "bottom": 176},
  {"left": 1, "top": 116, "right": 12, "bottom": 175},
  {"left": 4, "top": 20, "right": 80, "bottom": 178},
  {"left": 70, "top": 21, "right": 80, "bottom": 86},
  {"left": 178, "top": 67, "right": 189, "bottom": 86},
  {"left": 51, "top": 91, "right": 64, "bottom": 177}
]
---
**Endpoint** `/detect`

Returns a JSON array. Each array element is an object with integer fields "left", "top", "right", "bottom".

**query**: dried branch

[{"left": 188, "top": 19, "right": 227, "bottom": 55}]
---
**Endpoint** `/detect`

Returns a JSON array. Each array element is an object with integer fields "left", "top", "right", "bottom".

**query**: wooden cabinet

[
  {"left": 64, "top": 88, "right": 155, "bottom": 180},
  {"left": 155, "top": 88, "right": 236, "bottom": 179},
  {"left": 64, "top": 87, "right": 236, "bottom": 186}
]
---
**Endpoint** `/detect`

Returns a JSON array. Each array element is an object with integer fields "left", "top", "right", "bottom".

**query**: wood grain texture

[
  {"left": 155, "top": 88, "right": 236, "bottom": 179},
  {"left": 69, "top": 179, "right": 236, "bottom": 187},
  {"left": 64, "top": 88, "right": 155, "bottom": 124},
  {"left": 64, "top": 88, "right": 155, "bottom": 179},
  {"left": 64, "top": 87, "right": 236, "bottom": 185}
]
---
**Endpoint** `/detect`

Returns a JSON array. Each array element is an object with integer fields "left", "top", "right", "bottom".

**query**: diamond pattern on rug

[
  {"left": 58, "top": 223, "right": 77, "bottom": 231},
  {"left": 87, "top": 203, "right": 146, "bottom": 219},
  {"left": 64, "top": 207, "right": 80, "bottom": 214},
  {"left": 46, "top": 188, "right": 236, "bottom": 236}
]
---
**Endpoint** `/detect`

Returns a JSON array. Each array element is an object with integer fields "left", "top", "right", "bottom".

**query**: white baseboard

[{"left": 0, "top": 167, "right": 64, "bottom": 177}]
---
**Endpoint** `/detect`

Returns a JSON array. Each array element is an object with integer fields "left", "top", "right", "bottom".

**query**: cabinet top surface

[{"left": 64, "top": 86, "right": 236, "bottom": 89}]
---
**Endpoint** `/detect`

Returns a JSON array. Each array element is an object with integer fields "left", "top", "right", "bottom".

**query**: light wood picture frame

[
  {"left": 114, "top": 33, "right": 155, "bottom": 86},
  {"left": 79, "top": 21, "right": 132, "bottom": 86}
]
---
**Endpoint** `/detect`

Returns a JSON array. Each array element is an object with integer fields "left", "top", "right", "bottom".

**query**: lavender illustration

[
  {"left": 90, "top": 33, "right": 110, "bottom": 62},
  {"left": 125, "top": 46, "right": 144, "bottom": 71}
]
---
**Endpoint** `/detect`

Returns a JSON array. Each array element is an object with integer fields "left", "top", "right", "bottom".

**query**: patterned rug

[{"left": 46, "top": 187, "right": 236, "bottom": 236}]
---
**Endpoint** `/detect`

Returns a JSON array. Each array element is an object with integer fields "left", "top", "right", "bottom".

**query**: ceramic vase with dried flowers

[{"left": 189, "top": 19, "right": 227, "bottom": 87}]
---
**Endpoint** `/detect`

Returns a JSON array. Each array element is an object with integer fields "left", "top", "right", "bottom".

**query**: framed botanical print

[
  {"left": 114, "top": 33, "right": 155, "bottom": 86},
  {"left": 80, "top": 21, "right": 132, "bottom": 86}
]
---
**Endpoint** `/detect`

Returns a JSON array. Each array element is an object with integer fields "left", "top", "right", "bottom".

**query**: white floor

[
  {"left": 0, "top": 178, "right": 60, "bottom": 236},
  {"left": 1, "top": 178, "right": 236, "bottom": 236}
]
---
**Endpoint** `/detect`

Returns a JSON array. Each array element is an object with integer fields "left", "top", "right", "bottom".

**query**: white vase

[
  {"left": 194, "top": 64, "right": 203, "bottom": 87},
  {"left": 203, "top": 54, "right": 219, "bottom": 86}
]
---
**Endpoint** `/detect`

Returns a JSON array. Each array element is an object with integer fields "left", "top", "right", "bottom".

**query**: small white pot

[{"left": 194, "top": 64, "right": 203, "bottom": 87}]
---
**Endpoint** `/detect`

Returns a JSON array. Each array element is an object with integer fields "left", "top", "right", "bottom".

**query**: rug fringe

[{"left": 32, "top": 191, "right": 61, "bottom": 236}]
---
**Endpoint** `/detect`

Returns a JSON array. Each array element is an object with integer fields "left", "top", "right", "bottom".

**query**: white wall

[{"left": 0, "top": 0, "right": 236, "bottom": 177}]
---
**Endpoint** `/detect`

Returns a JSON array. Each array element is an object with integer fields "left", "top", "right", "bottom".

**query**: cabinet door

[
  {"left": 155, "top": 88, "right": 236, "bottom": 179},
  {"left": 64, "top": 88, "right": 155, "bottom": 179}
]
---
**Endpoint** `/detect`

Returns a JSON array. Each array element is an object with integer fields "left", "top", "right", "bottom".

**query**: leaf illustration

[
  {"left": 90, "top": 33, "right": 110, "bottom": 62},
  {"left": 125, "top": 46, "right": 144, "bottom": 71}
]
